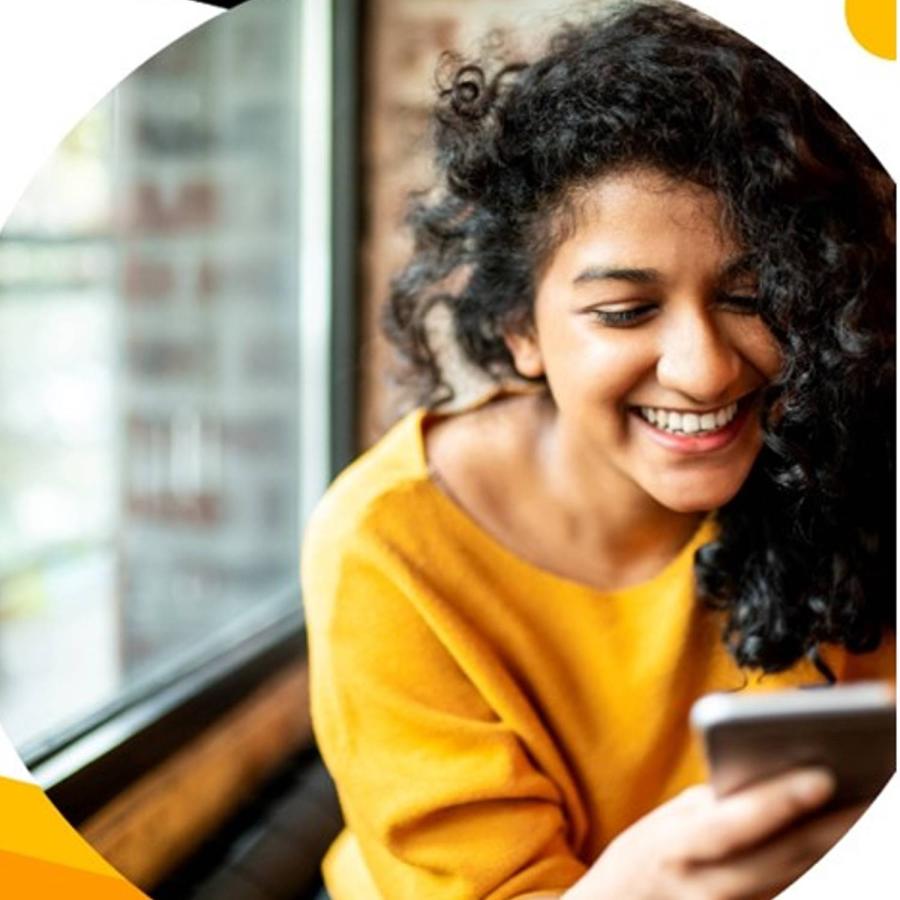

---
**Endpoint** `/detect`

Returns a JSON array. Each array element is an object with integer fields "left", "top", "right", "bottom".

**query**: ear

[{"left": 504, "top": 328, "right": 544, "bottom": 379}]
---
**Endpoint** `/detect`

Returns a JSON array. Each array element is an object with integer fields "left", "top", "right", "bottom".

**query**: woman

[{"left": 303, "top": 2, "right": 896, "bottom": 897}]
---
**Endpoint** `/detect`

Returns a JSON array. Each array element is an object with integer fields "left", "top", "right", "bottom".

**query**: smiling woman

[{"left": 302, "top": 1, "right": 895, "bottom": 898}]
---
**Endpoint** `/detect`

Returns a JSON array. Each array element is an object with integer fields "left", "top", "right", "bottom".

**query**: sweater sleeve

[{"left": 302, "top": 507, "right": 587, "bottom": 900}]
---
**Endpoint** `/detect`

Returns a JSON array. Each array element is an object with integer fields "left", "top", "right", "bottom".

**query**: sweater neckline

[{"left": 406, "top": 405, "right": 718, "bottom": 598}]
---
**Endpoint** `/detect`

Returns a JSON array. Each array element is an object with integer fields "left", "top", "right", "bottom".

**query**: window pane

[{"left": 0, "top": 0, "right": 313, "bottom": 755}]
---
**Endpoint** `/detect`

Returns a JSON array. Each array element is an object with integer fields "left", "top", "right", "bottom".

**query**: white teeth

[{"left": 639, "top": 401, "right": 739, "bottom": 435}]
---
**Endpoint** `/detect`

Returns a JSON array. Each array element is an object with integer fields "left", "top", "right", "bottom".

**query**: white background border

[{"left": 0, "top": 0, "right": 896, "bottom": 895}]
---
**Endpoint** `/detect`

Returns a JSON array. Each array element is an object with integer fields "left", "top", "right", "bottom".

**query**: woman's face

[{"left": 506, "top": 168, "right": 782, "bottom": 514}]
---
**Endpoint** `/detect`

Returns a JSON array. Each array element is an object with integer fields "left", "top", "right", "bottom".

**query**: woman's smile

[{"left": 628, "top": 390, "right": 759, "bottom": 455}]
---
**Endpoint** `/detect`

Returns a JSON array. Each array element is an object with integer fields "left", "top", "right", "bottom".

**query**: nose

[{"left": 655, "top": 308, "right": 741, "bottom": 404}]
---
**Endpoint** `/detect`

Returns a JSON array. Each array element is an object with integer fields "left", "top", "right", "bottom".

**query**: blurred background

[
  {"left": 1, "top": 0, "right": 306, "bottom": 755},
  {"left": 0, "top": 0, "right": 595, "bottom": 897}
]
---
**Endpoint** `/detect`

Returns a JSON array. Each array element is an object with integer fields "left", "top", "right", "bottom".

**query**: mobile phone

[{"left": 690, "top": 681, "right": 896, "bottom": 807}]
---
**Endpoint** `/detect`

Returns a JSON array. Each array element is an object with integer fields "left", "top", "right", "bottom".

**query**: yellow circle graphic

[{"left": 846, "top": 0, "right": 897, "bottom": 60}]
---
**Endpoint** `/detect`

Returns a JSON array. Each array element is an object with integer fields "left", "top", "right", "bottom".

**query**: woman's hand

[{"left": 563, "top": 767, "right": 864, "bottom": 900}]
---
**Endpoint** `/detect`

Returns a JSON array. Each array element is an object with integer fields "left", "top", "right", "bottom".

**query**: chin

[{"left": 652, "top": 483, "right": 743, "bottom": 514}]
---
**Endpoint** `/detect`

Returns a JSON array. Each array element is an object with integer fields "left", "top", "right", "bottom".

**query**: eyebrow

[
  {"left": 571, "top": 254, "right": 757, "bottom": 287},
  {"left": 572, "top": 267, "right": 660, "bottom": 285},
  {"left": 718, "top": 253, "right": 757, "bottom": 281}
]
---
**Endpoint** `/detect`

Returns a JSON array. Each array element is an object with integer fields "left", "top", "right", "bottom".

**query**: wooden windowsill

[{"left": 78, "top": 660, "right": 313, "bottom": 891}]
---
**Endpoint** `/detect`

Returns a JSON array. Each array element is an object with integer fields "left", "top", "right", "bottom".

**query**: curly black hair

[{"left": 383, "top": 0, "right": 895, "bottom": 674}]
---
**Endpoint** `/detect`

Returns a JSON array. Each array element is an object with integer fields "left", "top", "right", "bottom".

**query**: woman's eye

[
  {"left": 718, "top": 293, "right": 760, "bottom": 315},
  {"left": 590, "top": 304, "right": 656, "bottom": 327}
]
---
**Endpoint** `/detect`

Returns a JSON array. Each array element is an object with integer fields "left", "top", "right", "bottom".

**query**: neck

[{"left": 533, "top": 395, "right": 706, "bottom": 566}]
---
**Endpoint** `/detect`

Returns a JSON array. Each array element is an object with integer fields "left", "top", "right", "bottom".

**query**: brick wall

[{"left": 358, "top": 0, "right": 615, "bottom": 446}]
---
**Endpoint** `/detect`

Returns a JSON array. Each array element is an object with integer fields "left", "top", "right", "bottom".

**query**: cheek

[
  {"left": 733, "top": 319, "right": 783, "bottom": 379},
  {"left": 760, "top": 342, "right": 783, "bottom": 381},
  {"left": 544, "top": 330, "right": 652, "bottom": 406}
]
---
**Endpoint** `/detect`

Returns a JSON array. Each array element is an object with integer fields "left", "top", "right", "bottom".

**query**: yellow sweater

[{"left": 302, "top": 408, "right": 895, "bottom": 900}]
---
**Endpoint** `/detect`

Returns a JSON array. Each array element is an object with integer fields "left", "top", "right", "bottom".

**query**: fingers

[
  {"left": 681, "top": 767, "right": 836, "bottom": 862},
  {"left": 693, "top": 800, "right": 868, "bottom": 899}
]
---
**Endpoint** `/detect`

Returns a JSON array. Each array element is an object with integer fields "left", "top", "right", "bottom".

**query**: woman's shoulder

[
  {"left": 835, "top": 630, "right": 896, "bottom": 684},
  {"left": 310, "top": 391, "right": 539, "bottom": 544},
  {"left": 303, "top": 407, "right": 432, "bottom": 556},
  {"left": 301, "top": 392, "right": 541, "bottom": 595}
]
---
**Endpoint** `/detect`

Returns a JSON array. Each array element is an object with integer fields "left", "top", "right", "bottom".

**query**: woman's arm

[
  {"left": 303, "top": 515, "right": 587, "bottom": 898},
  {"left": 515, "top": 768, "right": 859, "bottom": 900},
  {"left": 303, "top": 485, "right": 858, "bottom": 900}
]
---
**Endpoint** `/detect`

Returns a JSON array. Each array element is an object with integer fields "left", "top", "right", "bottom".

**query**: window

[{"left": 0, "top": 0, "right": 340, "bottom": 779}]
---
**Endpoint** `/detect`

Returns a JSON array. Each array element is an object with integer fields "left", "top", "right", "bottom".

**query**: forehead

[{"left": 545, "top": 168, "right": 740, "bottom": 275}]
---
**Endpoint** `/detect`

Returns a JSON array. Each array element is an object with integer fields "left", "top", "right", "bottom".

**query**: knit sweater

[{"left": 302, "top": 408, "right": 895, "bottom": 899}]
